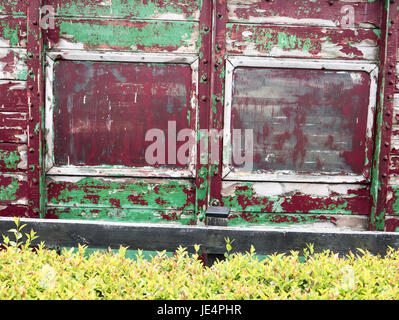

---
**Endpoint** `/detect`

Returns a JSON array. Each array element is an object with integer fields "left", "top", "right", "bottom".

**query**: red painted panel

[
  {"left": 0, "top": 0, "right": 26, "bottom": 14},
  {"left": 230, "top": 67, "right": 371, "bottom": 177},
  {"left": 53, "top": 60, "right": 193, "bottom": 168},
  {"left": 0, "top": 112, "right": 26, "bottom": 143},
  {"left": 0, "top": 81, "right": 26, "bottom": 112},
  {"left": 385, "top": 217, "right": 399, "bottom": 232},
  {"left": 226, "top": 24, "right": 379, "bottom": 60},
  {"left": 228, "top": 0, "right": 382, "bottom": 28}
]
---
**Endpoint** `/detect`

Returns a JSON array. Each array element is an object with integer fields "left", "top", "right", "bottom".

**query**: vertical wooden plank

[
  {"left": 370, "top": 0, "right": 399, "bottom": 231},
  {"left": 26, "top": 0, "right": 43, "bottom": 218},
  {"left": 195, "top": 0, "right": 213, "bottom": 222},
  {"left": 208, "top": 0, "right": 227, "bottom": 207}
]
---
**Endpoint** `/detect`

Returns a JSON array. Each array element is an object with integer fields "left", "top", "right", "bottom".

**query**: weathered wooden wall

[
  {"left": 1, "top": 0, "right": 399, "bottom": 233},
  {"left": 0, "top": 1, "right": 29, "bottom": 218}
]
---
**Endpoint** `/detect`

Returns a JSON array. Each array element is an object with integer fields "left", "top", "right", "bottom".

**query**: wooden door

[{"left": 210, "top": 0, "right": 385, "bottom": 230}]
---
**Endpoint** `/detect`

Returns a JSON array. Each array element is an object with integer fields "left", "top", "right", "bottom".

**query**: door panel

[
  {"left": 43, "top": 0, "right": 203, "bottom": 223},
  {"left": 214, "top": 0, "right": 384, "bottom": 229},
  {"left": 40, "top": 0, "right": 384, "bottom": 230}
]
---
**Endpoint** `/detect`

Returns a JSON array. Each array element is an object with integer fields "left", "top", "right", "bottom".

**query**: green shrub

[{"left": 1, "top": 218, "right": 399, "bottom": 299}]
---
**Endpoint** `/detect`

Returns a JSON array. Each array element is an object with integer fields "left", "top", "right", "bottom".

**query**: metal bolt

[
  {"left": 210, "top": 199, "right": 221, "bottom": 206},
  {"left": 204, "top": 26, "right": 209, "bottom": 32},
  {"left": 29, "top": 147, "right": 34, "bottom": 153},
  {"left": 201, "top": 96, "right": 207, "bottom": 102}
]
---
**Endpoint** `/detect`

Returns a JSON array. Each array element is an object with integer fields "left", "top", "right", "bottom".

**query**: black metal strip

[{"left": 1, "top": 218, "right": 399, "bottom": 256}]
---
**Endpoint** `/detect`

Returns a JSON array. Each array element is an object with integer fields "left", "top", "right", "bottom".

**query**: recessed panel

[
  {"left": 230, "top": 67, "right": 371, "bottom": 176},
  {"left": 53, "top": 60, "right": 193, "bottom": 169}
]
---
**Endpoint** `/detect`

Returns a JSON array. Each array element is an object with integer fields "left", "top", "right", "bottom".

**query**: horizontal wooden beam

[{"left": 1, "top": 217, "right": 399, "bottom": 256}]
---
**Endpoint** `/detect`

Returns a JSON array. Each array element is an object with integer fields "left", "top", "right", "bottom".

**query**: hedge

[{"left": 1, "top": 218, "right": 399, "bottom": 299}]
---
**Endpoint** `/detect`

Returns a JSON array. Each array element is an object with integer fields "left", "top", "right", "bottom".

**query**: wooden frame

[
  {"left": 45, "top": 50, "right": 199, "bottom": 178},
  {"left": 222, "top": 56, "right": 378, "bottom": 183}
]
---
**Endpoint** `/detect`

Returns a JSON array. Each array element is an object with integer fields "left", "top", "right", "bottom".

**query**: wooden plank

[
  {"left": 46, "top": 176, "right": 196, "bottom": 212},
  {"left": 0, "top": 1, "right": 26, "bottom": 16},
  {"left": 0, "top": 16, "right": 26, "bottom": 48},
  {"left": 194, "top": 0, "right": 213, "bottom": 220},
  {"left": 221, "top": 181, "right": 370, "bottom": 215},
  {"left": 385, "top": 216, "right": 399, "bottom": 232},
  {"left": 26, "top": 0, "right": 44, "bottom": 218},
  {"left": 386, "top": 185, "right": 399, "bottom": 216},
  {"left": 46, "top": 18, "right": 199, "bottom": 53},
  {"left": 0, "top": 173, "right": 27, "bottom": 205},
  {"left": 227, "top": 0, "right": 382, "bottom": 28},
  {"left": 369, "top": 2, "right": 399, "bottom": 231},
  {"left": 226, "top": 24, "right": 379, "bottom": 60},
  {"left": 0, "top": 48, "right": 27, "bottom": 80},
  {"left": 0, "top": 204, "right": 29, "bottom": 217},
  {"left": 0, "top": 81, "right": 27, "bottom": 112},
  {"left": 45, "top": 207, "right": 197, "bottom": 225},
  {"left": 0, "top": 111, "right": 27, "bottom": 143},
  {"left": 0, "top": 217, "right": 398, "bottom": 256},
  {"left": 228, "top": 212, "right": 369, "bottom": 231},
  {"left": 0, "top": 143, "right": 26, "bottom": 172},
  {"left": 43, "top": 0, "right": 200, "bottom": 21}
]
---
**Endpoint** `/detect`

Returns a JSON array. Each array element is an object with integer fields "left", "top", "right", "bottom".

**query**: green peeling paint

[
  {"left": 0, "top": 20, "right": 20, "bottom": 47},
  {"left": 0, "top": 176, "right": 18, "bottom": 201},
  {"left": 58, "top": 20, "right": 196, "bottom": 50},
  {"left": 0, "top": 150, "right": 20, "bottom": 170},
  {"left": 48, "top": 177, "right": 194, "bottom": 212},
  {"left": 227, "top": 213, "right": 335, "bottom": 228},
  {"left": 55, "top": 0, "right": 198, "bottom": 20}
]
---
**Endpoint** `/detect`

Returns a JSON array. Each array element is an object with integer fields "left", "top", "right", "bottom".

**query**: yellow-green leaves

[{"left": 1, "top": 238, "right": 399, "bottom": 299}]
